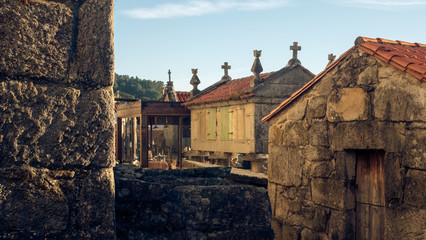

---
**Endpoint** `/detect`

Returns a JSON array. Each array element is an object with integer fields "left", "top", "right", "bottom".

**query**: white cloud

[
  {"left": 123, "top": 0, "right": 291, "bottom": 19},
  {"left": 340, "top": 0, "right": 426, "bottom": 7}
]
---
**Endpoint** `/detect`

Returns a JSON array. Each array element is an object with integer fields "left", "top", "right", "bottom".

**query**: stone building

[
  {"left": 262, "top": 37, "right": 426, "bottom": 239},
  {"left": 0, "top": 0, "right": 115, "bottom": 238},
  {"left": 183, "top": 46, "right": 314, "bottom": 172}
]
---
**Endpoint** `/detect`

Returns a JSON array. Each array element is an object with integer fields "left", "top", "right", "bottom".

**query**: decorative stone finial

[
  {"left": 190, "top": 68, "right": 201, "bottom": 97},
  {"left": 288, "top": 42, "right": 301, "bottom": 65},
  {"left": 251, "top": 50, "right": 263, "bottom": 87},
  {"left": 221, "top": 62, "right": 232, "bottom": 82},
  {"left": 328, "top": 53, "right": 336, "bottom": 66},
  {"left": 168, "top": 69, "right": 172, "bottom": 83}
]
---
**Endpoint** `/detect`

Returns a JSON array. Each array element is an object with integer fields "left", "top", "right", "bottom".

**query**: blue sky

[{"left": 114, "top": 0, "right": 426, "bottom": 91}]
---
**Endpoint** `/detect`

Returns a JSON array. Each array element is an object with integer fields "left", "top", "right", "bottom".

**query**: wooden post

[
  {"left": 149, "top": 118, "right": 153, "bottom": 155},
  {"left": 132, "top": 117, "right": 137, "bottom": 161},
  {"left": 140, "top": 114, "right": 149, "bottom": 168},
  {"left": 117, "top": 118, "right": 123, "bottom": 163},
  {"left": 178, "top": 116, "right": 183, "bottom": 169}
]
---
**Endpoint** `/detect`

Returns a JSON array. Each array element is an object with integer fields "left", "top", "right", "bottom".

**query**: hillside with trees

[{"left": 114, "top": 73, "right": 164, "bottom": 101}]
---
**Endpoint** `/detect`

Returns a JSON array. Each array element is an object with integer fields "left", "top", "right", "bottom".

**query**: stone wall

[
  {"left": 267, "top": 48, "right": 425, "bottom": 239},
  {"left": 115, "top": 165, "right": 274, "bottom": 240},
  {"left": 0, "top": 0, "right": 115, "bottom": 239}
]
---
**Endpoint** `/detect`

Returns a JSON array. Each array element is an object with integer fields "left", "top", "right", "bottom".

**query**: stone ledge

[{"left": 183, "top": 159, "right": 268, "bottom": 187}]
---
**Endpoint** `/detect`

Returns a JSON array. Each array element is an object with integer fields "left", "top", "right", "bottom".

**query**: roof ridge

[
  {"left": 261, "top": 46, "right": 356, "bottom": 123},
  {"left": 263, "top": 36, "right": 425, "bottom": 123},
  {"left": 355, "top": 36, "right": 426, "bottom": 48}
]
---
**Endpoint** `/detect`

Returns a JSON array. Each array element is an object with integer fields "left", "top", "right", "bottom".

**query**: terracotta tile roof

[
  {"left": 176, "top": 91, "right": 190, "bottom": 102},
  {"left": 262, "top": 37, "right": 426, "bottom": 123},
  {"left": 357, "top": 37, "right": 426, "bottom": 81},
  {"left": 183, "top": 72, "right": 274, "bottom": 106}
]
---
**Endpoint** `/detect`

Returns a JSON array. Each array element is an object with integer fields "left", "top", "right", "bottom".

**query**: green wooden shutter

[
  {"left": 220, "top": 107, "right": 232, "bottom": 141},
  {"left": 207, "top": 108, "right": 217, "bottom": 140}
]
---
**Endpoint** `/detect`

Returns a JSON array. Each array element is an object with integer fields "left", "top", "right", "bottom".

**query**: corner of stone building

[{"left": 0, "top": 0, "right": 116, "bottom": 239}]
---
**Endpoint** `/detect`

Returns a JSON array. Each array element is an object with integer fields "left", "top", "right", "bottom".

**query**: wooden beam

[
  {"left": 140, "top": 114, "right": 149, "bottom": 168},
  {"left": 116, "top": 118, "right": 123, "bottom": 163},
  {"left": 178, "top": 117, "right": 183, "bottom": 169},
  {"left": 132, "top": 117, "right": 137, "bottom": 161}
]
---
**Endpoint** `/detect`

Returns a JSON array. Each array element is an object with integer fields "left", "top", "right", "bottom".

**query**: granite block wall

[{"left": 0, "top": 0, "right": 115, "bottom": 238}]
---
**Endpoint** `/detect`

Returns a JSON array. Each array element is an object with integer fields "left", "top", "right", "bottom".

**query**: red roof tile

[
  {"left": 357, "top": 37, "right": 426, "bottom": 81},
  {"left": 262, "top": 37, "right": 426, "bottom": 123},
  {"left": 176, "top": 91, "right": 190, "bottom": 102},
  {"left": 184, "top": 72, "right": 274, "bottom": 106}
]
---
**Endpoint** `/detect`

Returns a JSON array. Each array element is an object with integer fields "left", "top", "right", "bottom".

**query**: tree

[{"left": 114, "top": 73, "right": 164, "bottom": 101}]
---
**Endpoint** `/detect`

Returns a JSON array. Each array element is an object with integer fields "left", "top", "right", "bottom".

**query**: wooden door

[{"left": 356, "top": 150, "right": 385, "bottom": 240}]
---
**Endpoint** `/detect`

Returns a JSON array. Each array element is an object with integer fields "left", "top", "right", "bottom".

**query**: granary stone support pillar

[{"left": 0, "top": 0, "right": 115, "bottom": 239}]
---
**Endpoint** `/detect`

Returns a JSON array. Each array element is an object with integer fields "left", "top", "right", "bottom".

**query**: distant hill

[{"left": 114, "top": 73, "right": 164, "bottom": 101}]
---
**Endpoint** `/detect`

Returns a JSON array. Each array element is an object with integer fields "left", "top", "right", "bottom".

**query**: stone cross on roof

[
  {"left": 222, "top": 62, "right": 231, "bottom": 76},
  {"left": 221, "top": 62, "right": 232, "bottom": 82},
  {"left": 328, "top": 53, "right": 336, "bottom": 65},
  {"left": 290, "top": 42, "right": 301, "bottom": 60},
  {"left": 288, "top": 42, "right": 302, "bottom": 65}
]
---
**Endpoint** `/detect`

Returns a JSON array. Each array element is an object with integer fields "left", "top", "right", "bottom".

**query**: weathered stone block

[
  {"left": 0, "top": 0, "right": 74, "bottom": 81},
  {"left": 76, "top": 0, "right": 114, "bottom": 87},
  {"left": 404, "top": 126, "right": 426, "bottom": 170},
  {"left": 268, "top": 182, "right": 277, "bottom": 215},
  {"left": 327, "top": 88, "right": 369, "bottom": 122},
  {"left": 275, "top": 194, "right": 301, "bottom": 221},
  {"left": 0, "top": 166, "right": 115, "bottom": 239},
  {"left": 271, "top": 219, "right": 298, "bottom": 240},
  {"left": 311, "top": 178, "right": 355, "bottom": 210},
  {"left": 269, "top": 145, "right": 304, "bottom": 187},
  {"left": 374, "top": 71, "right": 425, "bottom": 121},
  {"left": 281, "top": 120, "right": 308, "bottom": 146},
  {"left": 0, "top": 81, "right": 115, "bottom": 168},
  {"left": 313, "top": 74, "right": 335, "bottom": 95},
  {"left": 357, "top": 65, "right": 379, "bottom": 86},
  {"left": 298, "top": 203, "right": 330, "bottom": 231},
  {"left": 73, "top": 167, "right": 116, "bottom": 239},
  {"left": 329, "top": 121, "right": 406, "bottom": 152},
  {"left": 307, "top": 160, "right": 335, "bottom": 178},
  {"left": 300, "top": 228, "right": 328, "bottom": 240},
  {"left": 308, "top": 120, "right": 329, "bottom": 146},
  {"left": 327, "top": 209, "right": 356, "bottom": 240},
  {"left": 404, "top": 169, "right": 426, "bottom": 208},
  {"left": 0, "top": 166, "right": 68, "bottom": 235},
  {"left": 302, "top": 146, "right": 332, "bottom": 162},
  {"left": 334, "top": 151, "right": 356, "bottom": 180},
  {"left": 384, "top": 153, "right": 404, "bottom": 206},
  {"left": 307, "top": 96, "right": 327, "bottom": 119},
  {"left": 268, "top": 125, "right": 282, "bottom": 145},
  {"left": 273, "top": 99, "right": 307, "bottom": 124},
  {"left": 385, "top": 207, "right": 426, "bottom": 240}
]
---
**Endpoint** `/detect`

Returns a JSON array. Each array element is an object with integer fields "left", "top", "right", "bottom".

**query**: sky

[{"left": 114, "top": 0, "right": 426, "bottom": 92}]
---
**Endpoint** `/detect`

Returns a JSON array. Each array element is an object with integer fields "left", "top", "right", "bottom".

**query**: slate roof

[
  {"left": 183, "top": 72, "right": 275, "bottom": 106},
  {"left": 262, "top": 36, "right": 426, "bottom": 123},
  {"left": 176, "top": 91, "right": 190, "bottom": 102}
]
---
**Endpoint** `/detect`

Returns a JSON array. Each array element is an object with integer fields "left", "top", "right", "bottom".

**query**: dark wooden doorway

[{"left": 355, "top": 150, "right": 385, "bottom": 240}]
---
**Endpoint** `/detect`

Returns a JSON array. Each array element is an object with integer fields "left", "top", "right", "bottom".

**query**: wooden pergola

[{"left": 116, "top": 100, "right": 190, "bottom": 168}]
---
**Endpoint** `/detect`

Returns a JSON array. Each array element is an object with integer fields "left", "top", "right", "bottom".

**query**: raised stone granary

[
  {"left": 183, "top": 47, "right": 314, "bottom": 173},
  {"left": 262, "top": 37, "right": 426, "bottom": 240},
  {"left": 0, "top": 0, "right": 115, "bottom": 238}
]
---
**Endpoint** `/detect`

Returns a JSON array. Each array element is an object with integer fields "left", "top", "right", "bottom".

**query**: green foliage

[{"left": 114, "top": 73, "right": 164, "bottom": 101}]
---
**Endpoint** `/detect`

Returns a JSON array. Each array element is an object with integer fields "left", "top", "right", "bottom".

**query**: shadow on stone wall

[{"left": 114, "top": 165, "right": 274, "bottom": 240}]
